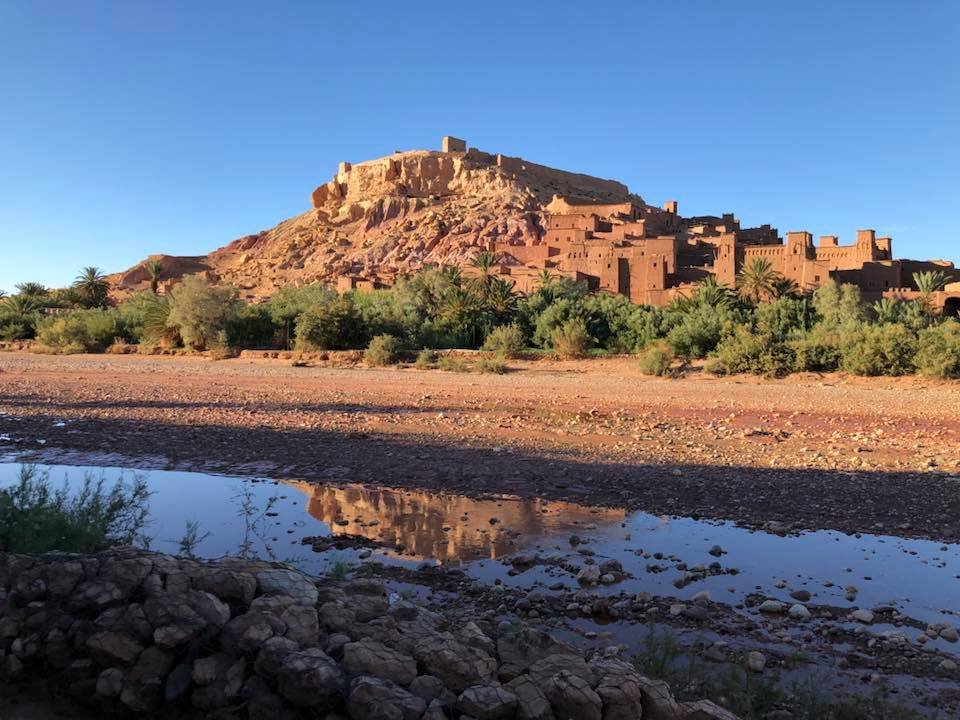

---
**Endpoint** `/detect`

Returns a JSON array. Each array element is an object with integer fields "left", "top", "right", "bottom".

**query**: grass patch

[
  {"left": 475, "top": 358, "right": 508, "bottom": 374},
  {"left": 437, "top": 355, "right": 471, "bottom": 372}
]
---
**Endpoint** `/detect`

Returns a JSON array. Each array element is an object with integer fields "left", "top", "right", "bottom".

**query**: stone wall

[{"left": 0, "top": 549, "right": 736, "bottom": 719}]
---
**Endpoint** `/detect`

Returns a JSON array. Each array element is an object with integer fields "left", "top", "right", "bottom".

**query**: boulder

[
  {"left": 634, "top": 675, "right": 681, "bottom": 720},
  {"left": 191, "top": 567, "right": 257, "bottom": 605},
  {"left": 254, "top": 636, "right": 299, "bottom": 678},
  {"left": 280, "top": 604, "right": 320, "bottom": 647},
  {"left": 119, "top": 646, "right": 175, "bottom": 711},
  {"left": 96, "top": 667, "right": 126, "bottom": 697},
  {"left": 414, "top": 633, "right": 497, "bottom": 693},
  {"left": 85, "top": 630, "right": 144, "bottom": 666},
  {"left": 529, "top": 653, "right": 595, "bottom": 688},
  {"left": 256, "top": 568, "right": 319, "bottom": 606},
  {"left": 456, "top": 685, "right": 518, "bottom": 720},
  {"left": 543, "top": 670, "right": 602, "bottom": 720},
  {"left": 342, "top": 638, "right": 418, "bottom": 686},
  {"left": 680, "top": 699, "right": 740, "bottom": 719},
  {"left": 347, "top": 675, "right": 427, "bottom": 720},
  {"left": 595, "top": 671, "right": 645, "bottom": 720},
  {"left": 496, "top": 627, "right": 579, "bottom": 680},
  {"left": 506, "top": 675, "right": 555, "bottom": 720},
  {"left": 220, "top": 611, "right": 287, "bottom": 654},
  {"left": 276, "top": 648, "right": 345, "bottom": 708}
]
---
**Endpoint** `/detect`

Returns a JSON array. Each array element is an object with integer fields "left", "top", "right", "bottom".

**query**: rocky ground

[
  {"left": 1, "top": 352, "right": 959, "bottom": 540},
  {"left": 0, "top": 548, "right": 735, "bottom": 720}
]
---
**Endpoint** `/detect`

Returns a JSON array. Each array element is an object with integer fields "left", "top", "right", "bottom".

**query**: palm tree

[
  {"left": 438, "top": 265, "right": 462, "bottom": 288},
  {"left": 737, "top": 259, "right": 780, "bottom": 304},
  {"left": 0, "top": 290, "right": 6, "bottom": 300},
  {"left": 468, "top": 251, "right": 500, "bottom": 300},
  {"left": 485, "top": 278, "right": 518, "bottom": 321},
  {"left": 770, "top": 276, "right": 799, "bottom": 299},
  {"left": 872, "top": 298, "right": 901, "bottom": 324},
  {"left": 535, "top": 269, "right": 556, "bottom": 291},
  {"left": 674, "top": 276, "right": 737, "bottom": 313},
  {"left": 913, "top": 270, "right": 949, "bottom": 317},
  {"left": 145, "top": 260, "right": 164, "bottom": 294},
  {"left": 440, "top": 286, "right": 483, "bottom": 346},
  {"left": 73, "top": 266, "right": 110, "bottom": 308},
  {"left": 15, "top": 282, "right": 48, "bottom": 297}
]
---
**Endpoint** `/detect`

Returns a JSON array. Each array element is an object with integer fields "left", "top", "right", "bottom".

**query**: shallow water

[{"left": 1, "top": 461, "right": 957, "bottom": 637}]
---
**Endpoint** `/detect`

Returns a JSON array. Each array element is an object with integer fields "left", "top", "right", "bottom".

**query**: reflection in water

[{"left": 287, "top": 481, "right": 625, "bottom": 563}]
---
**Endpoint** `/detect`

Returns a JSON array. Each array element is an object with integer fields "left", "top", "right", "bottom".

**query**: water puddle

[{"left": 1, "top": 461, "right": 958, "bottom": 643}]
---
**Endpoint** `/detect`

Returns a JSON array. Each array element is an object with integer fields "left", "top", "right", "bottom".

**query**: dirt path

[{"left": 1, "top": 352, "right": 959, "bottom": 541}]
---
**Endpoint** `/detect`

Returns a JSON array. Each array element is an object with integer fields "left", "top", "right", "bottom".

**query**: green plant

[
  {"left": 295, "top": 294, "right": 364, "bottom": 351},
  {"left": 638, "top": 342, "right": 674, "bottom": 376},
  {"left": 0, "top": 294, "right": 45, "bottom": 340},
  {"left": 415, "top": 348, "right": 437, "bottom": 369},
  {"left": 710, "top": 328, "right": 795, "bottom": 377},
  {"left": 35, "top": 308, "right": 122, "bottom": 353},
  {"left": 14, "top": 282, "right": 48, "bottom": 298},
  {"left": 840, "top": 323, "right": 918, "bottom": 376},
  {"left": 326, "top": 560, "right": 351, "bottom": 580},
  {"left": 165, "top": 275, "right": 240, "bottom": 351},
  {"left": 73, "top": 266, "right": 111, "bottom": 309},
  {"left": 475, "top": 357, "right": 507, "bottom": 374},
  {"left": 915, "top": 320, "right": 960, "bottom": 378},
  {"left": 364, "top": 333, "right": 401, "bottom": 366},
  {"left": 145, "top": 260, "right": 164, "bottom": 294},
  {"left": 437, "top": 355, "right": 470, "bottom": 372},
  {"left": 0, "top": 466, "right": 150, "bottom": 553},
  {"left": 813, "top": 281, "right": 863, "bottom": 327},
  {"left": 481, "top": 323, "right": 526, "bottom": 358},
  {"left": 551, "top": 318, "right": 592, "bottom": 359},
  {"left": 791, "top": 325, "right": 842, "bottom": 372},
  {"left": 737, "top": 258, "right": 781, "bottom": 304}
]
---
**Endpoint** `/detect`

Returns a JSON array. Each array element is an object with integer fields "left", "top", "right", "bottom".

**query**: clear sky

[{"left": 1, "top": 1, "right": 957, "bottom": 293}]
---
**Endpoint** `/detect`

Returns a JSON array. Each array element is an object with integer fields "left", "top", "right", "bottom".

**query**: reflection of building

[{"left": 284, "top": 481, "right": 623, "bottom": 564}]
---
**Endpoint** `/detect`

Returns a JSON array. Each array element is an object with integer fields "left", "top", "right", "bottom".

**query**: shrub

[
  {"left": 638, "top": 343, "right": 674, "bottom": 376},
  {"left": 414, "top": 349, "right": 436, "bottom": 369},
  {"left": 0, "top": 466, "right": 150, "bottom": 553},
  {"left": 35, "top": 308, "right": 122, "bottom": 353},
  {"left": 165, "top": 275, "right": 240, "bottom": 351},
  {"left": 295, "top": 296, "right": 364, "bottom": 351},
  {"left": 481, "top": 323, "right": 526, "bottom": 358},
  {"left": 791, "top": 325, "right": 842, "bottom": 372},
  {"left": 666, "top": 306, "right": 730, "bottom": 360},
  {"left": 813, "top": 281, "right": 864, "bottom": 327},
  {"left": 117, "top": 291, "right": 168, "bottom": 343},
  {"left": 227, "top": 304, "right": 277, "bottom": 348},
  {"left": 840, "top": 323, "right": 918, "bottom": 376},
  {"left": 755, "top": 297, "right": 812, "bottom": 339},
  {"left": 552, "top": 318, "right": 592, "bottom": 359},
  {"left": 364, "top": 334, "right": 401, "bottom": 366},
  {"left": 437, "top": 355, "right": 470, "bottom": 372},
  {"left": 710, "top": 328, "right": 795, "bottom": 377},
  {"left": 475, "top": 357, "right": 507, "bottom": 374},
  {"left": 915, "top": 321, "right": 960, "bottom": 378},
  {"left": 533, "top": 298, "right": 583, "bottom": 349}
]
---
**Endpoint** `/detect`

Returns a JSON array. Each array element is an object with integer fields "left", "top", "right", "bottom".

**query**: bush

[
  {"left": 482, "top": 323, "right": 526, "bottom": 358},
  {"left": 709, "top": 328, "right": 795, "bottom": 377},
  {"left": 755, "top": 297, "right": 812, "bottom": 339},
  {"left": 638, "top": 343, "right": 674, "bottom": 376},
  {"left": 791, "top": 325, "right": 842, "bottom": 372},
  {"left": 813, "top": 281, "right": 864, "bottom": 327},
  {"left": 295, "top": 296, "right": 364, "bottom": 351},
  {"left": 533, "top": 299, "right": 583, "bottom": 349},
  {"left": 666, "top": 306, "right": 730, "bottom": 360},
  {"left": 552, "top": 318, "right": 592, "bottom": 359},
  {"left": 475, "top": 358, "right": 507, "bottom": 374},
  {"left": 364, "top": 334, "right": 401, "bottom": 366},
  {"left": 227, "top": 304, "right": 277, "bottom": 348},
  {"left": 437, "top": 355, "right": 470, "bottom": 372},
  {"left": 35, "top": 308, "right": 121, "bottom": 353},
  {"left": 915, "top": 321, "right": 960, "bottom": 378},
  {"left": 117, "top": 291, "right": 168, "bottom": 343},
  {"left": 165, "top": 275, "right": 240, "bottom": 351},
  {"left": 840, "top": 323, "right": 918, "bottom": 376},
  {"left": 0, "top": 466, "right": 150, "bottom": 553},
  {"left": 414, "top": 349, "right": 436, "bottom": 369}
]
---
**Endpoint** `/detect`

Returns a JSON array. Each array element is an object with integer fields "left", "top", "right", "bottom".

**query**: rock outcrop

[{"left": 0, "top": 548, "right": 736, "bottom": 719}]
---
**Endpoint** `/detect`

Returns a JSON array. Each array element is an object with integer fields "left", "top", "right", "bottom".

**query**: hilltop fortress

[{"left": 116, "top": 136, "right": 960, "bottom": 313}]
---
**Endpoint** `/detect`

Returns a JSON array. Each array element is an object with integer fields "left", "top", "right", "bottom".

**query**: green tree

[
  {"left": 165, "top": 275, "right": 240, "bottom": 350},
  {"left": 439, "top": 286, "right": 483, "bottom": 346},
  {"left": 813, "top": 281, "right": 863, "bottom": 327},
  {"left": 73, "top": 266, "right": 111, "bottom": 308},
  {"left": 736, "top": 258, "right": 780, "bottom": 304},
  {"left": 871, "top": 298, "right": 901, "bottom": 325},
  {"left": 145, "top": 260, "right": 164, "bottom": 294},
  {"left": 0, "top": 294, "right": 45, "bottom": 340},
  {"left": 467, "top": 250, "right": 501, "bottom": 300},
  {"left": 672, "top": 277, "right": 737, "bottom": 313}
]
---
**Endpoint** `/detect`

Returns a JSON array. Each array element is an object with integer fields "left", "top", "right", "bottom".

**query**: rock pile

[{"left": 0, "top": 548, "right": 737, "bottom": 719}]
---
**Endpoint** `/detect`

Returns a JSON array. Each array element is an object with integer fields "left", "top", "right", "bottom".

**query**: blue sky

[{"left": 1, "top": 1, "right": 957, "bottom": 293}]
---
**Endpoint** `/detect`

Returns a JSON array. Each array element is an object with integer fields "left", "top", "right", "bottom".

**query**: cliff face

[{"left": 112, "top": 145, "right": 643, "bottom": 298}]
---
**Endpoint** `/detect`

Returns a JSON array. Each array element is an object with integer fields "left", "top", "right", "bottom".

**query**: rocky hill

[{"left": 112, "top": 139, "right": 645, "bottom": 299}]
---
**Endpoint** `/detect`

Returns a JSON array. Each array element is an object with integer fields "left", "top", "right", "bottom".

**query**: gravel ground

[{"left": 1, "top": 351, "right": 959, "bottom": 541}]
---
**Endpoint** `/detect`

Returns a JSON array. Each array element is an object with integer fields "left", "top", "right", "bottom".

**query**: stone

[
  {"left": 576, "top": 565, "right": 601, "bottom": 585},
  {"left": 342, "top": 638, "right": 417, "bottom": 686},
  {"left": 457, "top": 685, "right": 518, "bottom": 720},
  {"left": 409, "top": 675, "right": 452, "bottom": 704},
  {"left": 757, "top": 600, "right": 786, "bottom": 614},
  {"left": 221, "top": 611, "right": 287, "bottom": 654},
  {"left": 70, "top": 580, "right": 125, "bottom": 611},
  {"left": 940, "top": 627, "right": 959, "bottom": 642},
  {"left": 96, "top": 667, "right": 126, "bottom": 697},
  {"left": 634, "top": 675, "right": 681, "bottom": 720},
  {"left": 460, "top": 621, "right": 496, "bottom": 655},
  {"left": 256, "top": 568, "right": 319, "bottom": 606},
  {"left": 424, "top": 699, "right": 450, "bottom": 720},
  {"left": 789, "top": 589, "right": 811, "bottom": 602},
  {"left": 850, "top": 609, "right": 874, "bottom": 625},
  {"left": 595, "top": 671, "right": 645, "bottom": 720},
  {"left": 347, "top": 675, "right": 427, "bottom": 720},
  {"left": 543, "top": 670, "right": 602, "bottom": 720},
  {"left": 788, "top": 604, "right": 811, "bottom": 620},
  {"left": 280, "top": 604, "right": 320, "bottom": 647},
  {"left": 164, "top": 664, "right": 193, "bottom": 702},
  {"left": 528, "top": 653, "right": 595, "bottom": 688},
  {"left": 254, "top": 636, "right": 299, "bottom": 678},
  {"left": 191, "top": 568, "right": 257, "bottom": 605},
  {"left": 746, "top": 651, "right": 766, "bottom": 673},
  {"left": 680, "top": 699, "right": 740, "bottom": 719},
  {"left": 506, "top": 675, "right": 555, "bottom": 720},
  {"left": 277, "top": 648, "right": 345, "bottom": 708},
  {"left": 496, "top": 627, "right": 579, "bottom": 679},
  {"left": 85, "top": 630, "right": 144, "bottom": 666},
  {"left": 120, "top": 646, "right": 175, "bottom": 711},
  {"left": 414, "top": 633, "right": 497, "bottom": 693},
  {"left": 939, "top": 658, "right": 957, "bottom": 672}
]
